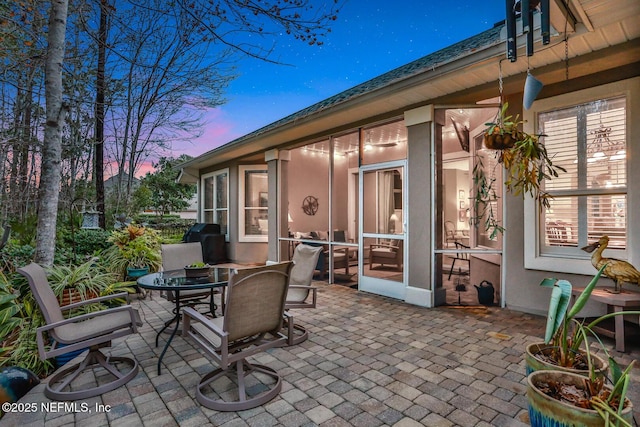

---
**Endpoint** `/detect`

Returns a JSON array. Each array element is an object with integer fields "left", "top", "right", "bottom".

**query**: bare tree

[
  {"left": 35, "top": 0, "right": 69, "bottom": 265},
  {"left": 2, "top": 0, "right": 340, "bottom": 263}
]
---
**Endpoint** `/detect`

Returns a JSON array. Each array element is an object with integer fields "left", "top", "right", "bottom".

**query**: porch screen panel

[{"left": 539, "top": 96, "right": 627, "bottom": 254}]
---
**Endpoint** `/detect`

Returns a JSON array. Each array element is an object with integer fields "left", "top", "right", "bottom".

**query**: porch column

[
  {"left": 405, "top": 105, "right": 436, "bottom": 307},
  {"left": 265, "top": 149, "right": 290, "bottom": 262}
]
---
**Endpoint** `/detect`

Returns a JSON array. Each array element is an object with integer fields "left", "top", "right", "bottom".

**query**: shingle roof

[{"left": 222, "top": 24, "right": 504, "bottom": 146}]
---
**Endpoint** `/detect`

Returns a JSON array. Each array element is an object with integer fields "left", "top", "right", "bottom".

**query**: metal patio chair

[
  {"left": 17, "top": 263, "right": 141, "bottom": 401},
  {"left": 182, "top": 261, "right": 292, "bottom": 411},
  {"left": 161, "top": 242, "right": 225, "bottom": 316}
]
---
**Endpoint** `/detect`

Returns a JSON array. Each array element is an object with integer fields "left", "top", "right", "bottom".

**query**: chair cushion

[
  {"left": 371, "top": 248, "right": 397, "bottom": 259},
  {"left": 54, "top": 309, "right": 139, "bottom": 344}
]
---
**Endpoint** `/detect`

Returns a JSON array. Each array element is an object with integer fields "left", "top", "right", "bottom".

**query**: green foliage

[
  {"left": 8, "top": 215, "right": 38, "bottom": 246},
  {"left": 0, "top": 272, "right": 52, "bottom": 377},
  {"left": 0, "top": 242, "right": 34, "bottom": 273},
  {"left": 133, "top": 156, "right": 196, "bottom": 216},
  {"left": 102, "top": 224, "right": 162, "bottom": 278},
  {"left": 46, "top": 259, "right": 118, "bottom": 300},
  {"left": 71, "top": 229, "right": 113, "bottom": 256}
]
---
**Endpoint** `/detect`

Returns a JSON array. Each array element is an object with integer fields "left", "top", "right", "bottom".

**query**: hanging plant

[{"left": 473, "top": 102, "right": 566, "bottom": 236}]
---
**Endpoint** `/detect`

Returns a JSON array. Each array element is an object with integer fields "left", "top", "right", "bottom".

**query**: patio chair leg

[
  {"left": 195, "top": 359, "right": 282, "bottom": 411},
  {"left": 45, "top": 349, "right": 138, "bottom": 401}
]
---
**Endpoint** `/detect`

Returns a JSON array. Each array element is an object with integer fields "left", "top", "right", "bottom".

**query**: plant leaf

[
  {"left": 567, "top": 264, "right": 606, "bottom": 318},
  {"left": 542, "top": 278, "right": 572, "bottom": 343}
]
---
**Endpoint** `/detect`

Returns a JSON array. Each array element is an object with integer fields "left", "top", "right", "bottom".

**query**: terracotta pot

[
  {"left": 58, "top": 288, "right": 99, "bottom": 307},
  {"left": 527, "top": 370, "right": 633, "bottom": 427},
  {"left": 525, "top": 342, "right": 608, "bottom": 377}
]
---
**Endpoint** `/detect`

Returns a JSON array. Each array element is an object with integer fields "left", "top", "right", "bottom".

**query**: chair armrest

[
  {"left": 38, "top": 305, "right": 138, "bottom": 332},
  {"left": 182, "top": 307, "right": 227, "bottom": 338},
  {"left": 60, "top": 292, "right": 129, "bottom": 311}
]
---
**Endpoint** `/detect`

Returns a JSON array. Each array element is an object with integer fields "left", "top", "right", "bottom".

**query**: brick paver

[{"left": 2, "top": 282, "right": 639, "bottom": 426}]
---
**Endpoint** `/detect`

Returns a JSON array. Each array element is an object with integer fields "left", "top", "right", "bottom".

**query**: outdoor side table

[
  {"left": 137, "top": 268, "right": 229, "bottom": 374},
  {"left": 571, "top": 286, "right": 640, "bottom": 352}
]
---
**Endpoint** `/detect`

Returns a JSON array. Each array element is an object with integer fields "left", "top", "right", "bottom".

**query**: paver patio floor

[{"left": 3, "top": 282, "right": 638, "bottom": 426}]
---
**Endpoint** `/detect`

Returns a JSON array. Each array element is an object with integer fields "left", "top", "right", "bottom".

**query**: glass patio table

[{"left": 137, "top": 268, "right": 229, "bottom": 374}]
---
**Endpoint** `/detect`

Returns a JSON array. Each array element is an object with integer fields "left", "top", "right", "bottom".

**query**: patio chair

[
  {"left": 447, "top": 241, "right": 470, "bottom": 280},
  {"left": 161, "top": 242, "right": 225, "bottom": 316},
  {"left": 17, "top": 263, "right": 141, "bottom": 401},
  {"left": 182, "top": 261, "right": 293, "bottom": 411},
  {"left": 444, "top": 220, "right": 457, "bottom": 247},
  {"left": 369, "top": 239, "right": 403, "bottom": 271},
  {"left": 283, "top": 244, "right": 323, "bottom": 345}
]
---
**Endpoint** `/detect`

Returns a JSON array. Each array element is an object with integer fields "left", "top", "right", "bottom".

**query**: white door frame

[{"left": 359, "top": 160, "right": 407, "bottom": 299}]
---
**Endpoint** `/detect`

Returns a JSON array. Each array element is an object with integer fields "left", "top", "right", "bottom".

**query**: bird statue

[{"left": 581, "top": 235, "right": 640, "bottom": 293}]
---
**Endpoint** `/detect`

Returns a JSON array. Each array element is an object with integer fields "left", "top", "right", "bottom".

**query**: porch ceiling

[{"left": 179, "top": 0, "right": 640, "bottom": 182}]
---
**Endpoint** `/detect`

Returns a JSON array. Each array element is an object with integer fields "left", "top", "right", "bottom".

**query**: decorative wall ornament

[{"left": 302, "top": 196, "right": 319, "bottom": 216}]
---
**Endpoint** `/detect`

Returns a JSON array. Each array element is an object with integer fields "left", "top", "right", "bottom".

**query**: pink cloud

[{"left": 169, "top": 108, "right": 242, "bottom": 158}]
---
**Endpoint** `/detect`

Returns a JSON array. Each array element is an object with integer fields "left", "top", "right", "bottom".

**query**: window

[
  {"left": 201, "top": 169, "right": 229, "bottom": 237},
  {"left": 524, "top": 82, "right": 632, "bottom": 274},
  {"left": 239, "top": 165, "right": 268, "bottom": 242},
  {"left": 541, "top": 97, "right": 626, "bottom": 252}
]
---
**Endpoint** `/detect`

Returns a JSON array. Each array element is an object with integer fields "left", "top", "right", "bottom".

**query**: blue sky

[{"left": 176, "top": 0, "right": 507, "bottom": 158}]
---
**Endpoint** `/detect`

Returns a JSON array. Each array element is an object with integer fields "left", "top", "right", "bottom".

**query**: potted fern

[{"left": 473, "top": 102, "right": 566, "bottom": 236}]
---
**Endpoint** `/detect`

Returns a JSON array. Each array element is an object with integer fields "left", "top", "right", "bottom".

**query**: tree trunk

[
  {"left": 95, "top": 0, "right": 108, "bottom": 229},
  {"left": 35, "top": 0, "right": 69, "bottom": 266}
]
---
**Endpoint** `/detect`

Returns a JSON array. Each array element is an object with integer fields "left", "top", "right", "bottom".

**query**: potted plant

[
  {"left": 47, "top": 259, "right": 122, "bottom": 306},
  {"left": 472, "top": 102, "right": 567, "bottom": 237},
  {"left": 526, "top": 265, "right": 640, "bottom": 374},
  {"left": 525, "top": 264, "right": 638, "bottom": 426},
  {"left": 103, "top": 224, "right": 162, "bottom": 279},
  {"left": 527, "top": 364, "right": 634, "bottom": 426},
  {"left": 184, "top": 262, "right": 211, "bottom": 278}
]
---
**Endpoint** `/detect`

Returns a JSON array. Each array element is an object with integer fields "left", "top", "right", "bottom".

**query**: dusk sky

[{"left": 170, "top": 0, "right": 507, "bottom": 159}]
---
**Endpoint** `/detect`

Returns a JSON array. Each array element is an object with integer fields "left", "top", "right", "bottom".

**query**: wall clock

[{"left": 302, "top": 196, "right": 319, "bottom": 216}]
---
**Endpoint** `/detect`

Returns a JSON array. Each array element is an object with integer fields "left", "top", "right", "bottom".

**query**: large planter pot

[
  {"left": 58, "top": 288, "right": 99, "bottom": 307},
  {"left": 126, "top": 266, "right": 149, "bottom": 279},
  {"left": 54, "top": 345, "right": 87, "bottom": 368},
  {"left": 527, "top": 370, "right": 633, "bottom": 427},
  {"left": 0, "top": 366, "right": 39, "bottom": 405},
  {"left": 525, "top": 342, "right": 608, "bottom": 377}
]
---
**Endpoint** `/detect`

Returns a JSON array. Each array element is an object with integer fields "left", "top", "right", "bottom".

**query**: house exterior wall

[
  {"left": 184, "top": 2, "right": 640, "bottom": 312},
  {"left": 504, "top": 77, "right": 640, "bottom": 317}
]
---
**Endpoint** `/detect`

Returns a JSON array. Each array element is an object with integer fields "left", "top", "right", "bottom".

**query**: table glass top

[{"left": 136, "top": 268, "right": 229, "bottom": 290}]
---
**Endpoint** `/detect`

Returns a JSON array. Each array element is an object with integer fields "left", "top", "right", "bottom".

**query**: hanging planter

[{"left": 473, "top": 103, "right": 567, "bottom": 237}]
